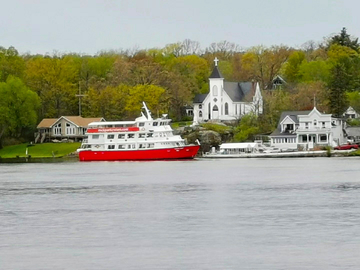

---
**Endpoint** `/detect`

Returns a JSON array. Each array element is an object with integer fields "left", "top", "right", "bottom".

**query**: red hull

[{"left": 78, "top": 145, "right": 200, "bottom": 161}]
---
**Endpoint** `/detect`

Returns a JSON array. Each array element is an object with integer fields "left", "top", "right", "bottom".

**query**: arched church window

[
  {"left": 212, "top": 85, "right": 218, "bottom": 96},
  {"left": 199, "top": 104, "right": 202, "bottom": 109},
  {"left": 199, "top": 111, "right": 202, "bottom": 117},
  {"left": 225, "top": 103, "right": 229, "bottom": 115},
  {"left": 213, "top": 105, "right": 219, "bottom": 111}
]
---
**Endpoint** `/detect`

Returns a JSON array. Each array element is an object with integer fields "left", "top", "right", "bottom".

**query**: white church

[{"left": 193, "top": 58, "right": 263, "bottom": 123}]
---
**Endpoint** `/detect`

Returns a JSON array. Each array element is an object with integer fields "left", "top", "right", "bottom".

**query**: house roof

[
  {"left": 37, "top": 118, "right": 57, "bottom": 128},
  {"left": 270, "top": 110, "right": 311, "bottom": 136},
  {"left": 37, "top": 116, "right": 104, "bottom": 128},
  {"left": 209, "top": 66, "right": 223, "bottom": 79},
  {"left": 345, "top": 127, "right": 360, "bottom": 137},
  {"left": 63, "top": 116, "right": 104, "bottom": 127}
]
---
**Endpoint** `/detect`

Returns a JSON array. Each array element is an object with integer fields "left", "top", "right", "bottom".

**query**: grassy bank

[{"left": 0, "top": 142, "right": 81, "bottom": 158}]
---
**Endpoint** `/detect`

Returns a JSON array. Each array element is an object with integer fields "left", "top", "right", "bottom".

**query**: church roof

[
  {"left": 224, "top": 82, "right": 253, "bottom": 102},
  {"left": 209, "top": 66, "right": 223, "bottom": 78},
  {"left": 193, "top": 94, "right": 208, "bottom": 103}
]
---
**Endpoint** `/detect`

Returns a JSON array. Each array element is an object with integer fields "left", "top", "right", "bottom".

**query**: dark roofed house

[{"left": 192, "top": 58, "right": 263, "bottom": 124}]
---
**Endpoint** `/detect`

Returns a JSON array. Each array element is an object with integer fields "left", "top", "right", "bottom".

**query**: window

[
  {"left": 320, "top": 135, "right": 327, "bottom": 142},
  {"left": 305, "top": 123, "right": 309, "bottom": 129},
  {"left": 54, "top": 123, "right": 62, "bottom": 135},
  {"left": 213, "top": 85, "right": 218, "bottom": 96},
  {"left": 118, "top": 134, "right": 125, "bottom": 139},
  {"left": 107, "top": 134, "right": 115, "bottom": 139},
  {"left": 153, "top": 122, "right": 158, "bottom": 126},
  {"left": 199, "top": 111, "right": 202, "bottom": 117},
  {"left": 147, "top": 133, "right": 153, "bottom": 138},
  {"left": 127, "top": 134, "right": 135, "bottom": 139},
  {"left": 213, "top": 105, "right": 219, "bottom": 111},
  {"left": 118, "top": 145, "right": 126, "bottom": 149},
  {"left": 108, "top": 145, "right": 115, "bottom": 149},
  {"left": 139, "top": 133, "right": 146, "bottom": 138},
  {"left": 314, "top": 119, "right": 317, "bottom": 126},
  {"left": 322, "top": 122, "right": 326, "bottom": 128},
  {"left": 139, "top": 122, "right": 145, "bottom": 127},
  {"left": 92, "top": 135, "right": 99, "bottom": 139},
  {"left": 199, "top": 104, "right": 202, "bottom": 109},
  {"left": 225, "top": 103, "right": 229, "bottom": 115}
]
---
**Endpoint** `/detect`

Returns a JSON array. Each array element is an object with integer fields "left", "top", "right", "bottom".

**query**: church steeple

[{"left": 209, "top": 57, "right": 223, "bottom": 78}]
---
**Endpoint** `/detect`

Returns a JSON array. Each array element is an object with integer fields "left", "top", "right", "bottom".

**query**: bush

[{"left": 200, "top": 123, "right": 231, "bottom": 135}]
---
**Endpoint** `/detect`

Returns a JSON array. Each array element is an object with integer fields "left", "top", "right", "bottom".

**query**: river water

[{"left": 0, "top": 157, "right": 360, "bottom": 269}]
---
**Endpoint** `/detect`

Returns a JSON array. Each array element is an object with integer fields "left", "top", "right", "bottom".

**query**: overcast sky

[{"left": 1, "top": 0, "right": 359, "bottom": 55}]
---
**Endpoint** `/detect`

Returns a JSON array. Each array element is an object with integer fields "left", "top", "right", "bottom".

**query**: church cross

[{"left": 214, "top": 57, "right": 219, "bottom": 66}]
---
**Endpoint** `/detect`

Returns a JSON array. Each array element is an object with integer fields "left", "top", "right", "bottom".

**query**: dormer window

[{"left": 305, "top": 122, "right": 309, "bottom": 129}]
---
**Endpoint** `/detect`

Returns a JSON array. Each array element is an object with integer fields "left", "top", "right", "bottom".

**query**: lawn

[{"left": 0, "top": 142, "right": 81, "bottom": 158}]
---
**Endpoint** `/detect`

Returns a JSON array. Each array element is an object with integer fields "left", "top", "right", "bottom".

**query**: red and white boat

[{"left": 77, "top": 102, "right": 200, "bottom": 161}]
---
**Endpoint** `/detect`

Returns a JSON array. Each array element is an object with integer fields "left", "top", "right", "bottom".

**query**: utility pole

[{"left": 75, "top": 84, "right": 86, "bottom": 116}]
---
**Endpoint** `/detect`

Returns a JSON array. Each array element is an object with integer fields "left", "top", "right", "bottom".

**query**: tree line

[{"left": 1, "top": 28, "right": 360, "bottom": 147}]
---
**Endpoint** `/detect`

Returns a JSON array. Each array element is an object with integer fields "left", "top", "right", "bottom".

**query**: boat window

[
  {"left": 118, "top": 145, "right": 126, "bottom": 149},
  {"left": 148, "top": 143, "right": 154, "bottom": 148},
  {"left": 153, "top": 122, "right": 158, "bottom": 126},
  {"left": 118, "top": 134, "right": 125, "bottom": 139},
  {"left": 107, "top": 134, "right": 115, "bottom": 139},
  {"left": 127, "top": 134, "right": 135, "bottom": 139},
  {"left": 147, "top": 133, "right": 153, "bottom": 138},
  {"left": 92, "top": 135, "right": 99, "bottom": 139},
  {"left": 139, "top": 122, "right": 145, "bottom": 127},
  {"left": 139, "top": 133, "right": 146, "bottom": 138},
  {"left": 132, "top": 144, "right": 136, "bottom": 149},
  {"left": 139, "top": 144, "right": 145, "bottom": 149},
  {"left": 127, "top": 144, "right": 132, "bottom": 149},
  {"left": 108, "top": 145, "right": 115, "bottom": 149}
]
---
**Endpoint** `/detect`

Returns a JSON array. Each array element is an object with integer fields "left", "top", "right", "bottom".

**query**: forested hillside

[{"left": 1, "top": 28, "right": 360, "bottom": 147}]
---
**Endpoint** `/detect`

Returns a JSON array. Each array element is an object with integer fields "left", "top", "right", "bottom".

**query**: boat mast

[{"left": 142, "top": 102, "right": 153, "bottom": 120}]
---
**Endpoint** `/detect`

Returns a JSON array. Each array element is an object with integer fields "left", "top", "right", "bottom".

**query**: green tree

[
  {"left": 328, "top": 60, "right": 350, "bottom": 117},
  {"left": 125, "top": 84, "right": 167, "bottom": 119},
  {"left": 233, "top": 114, "right": 259, "bottom": 142},
  {"left": 0, "top": 46, "right": 25, "bottom": 82},
  {"left": 25, "top": 55, "right": 79, "bottom": 118},
  {"left": 283, "top": 51, "right": 306, "bottom": 83},
  {"left": 0, "top": 76, "right": 40, "bottom": 148},
  {"left": 328, "top": 27, "right": 359, "bottom": 51}
]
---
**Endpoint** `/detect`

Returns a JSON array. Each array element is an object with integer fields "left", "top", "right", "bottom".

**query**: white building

[
  {"left": 343, "top": 106, "right": 360, "bottom": 119},
  {"left": 269, "top": 107, "right": 346, "bottom": 150},
  {"left": 192, "top": 58, "right": 263, "bottom": 123}
]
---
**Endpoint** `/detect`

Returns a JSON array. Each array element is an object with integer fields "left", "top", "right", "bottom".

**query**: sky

[{"left": 1, "top": 0, "right": 359, "bottom": 55}]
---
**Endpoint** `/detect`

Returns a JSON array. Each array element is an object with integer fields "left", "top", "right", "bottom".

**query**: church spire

[{"left": 209, "top": 57, "right": 223, "bottom": 78}]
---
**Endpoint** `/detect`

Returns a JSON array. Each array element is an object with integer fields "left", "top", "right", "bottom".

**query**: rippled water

[{"left": 1, "top": 157, "right": 360, "bottom": 269}]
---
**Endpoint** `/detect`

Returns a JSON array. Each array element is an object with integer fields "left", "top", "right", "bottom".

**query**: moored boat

[{"left": 77, "top": 102, "right": 200, "bottom": 161}]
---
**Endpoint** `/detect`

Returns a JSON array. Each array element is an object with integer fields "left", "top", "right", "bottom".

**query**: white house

[
  {"left": 343, "top": 106, "right": 360, "bottom": 119},
  {"left": 269, "top": 107, "right": 346, "bottom": 150},
  {"left": 192, "top": 58, "right": 263, "bottom": 123}
]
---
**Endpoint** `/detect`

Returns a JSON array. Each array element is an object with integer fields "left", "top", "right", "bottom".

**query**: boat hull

[{"left": 78, "top": 145, "right": 200, "bottom": 161}]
